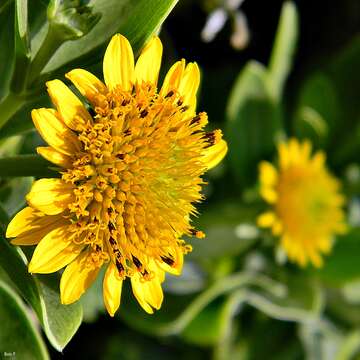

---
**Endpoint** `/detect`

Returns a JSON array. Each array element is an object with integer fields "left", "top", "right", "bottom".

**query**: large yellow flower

[
  {"left": 6, "top": 34, "right": 227, "bottom": 316},
  {"left": 257, "top": 138, "right": 347, "bottom": 267}
]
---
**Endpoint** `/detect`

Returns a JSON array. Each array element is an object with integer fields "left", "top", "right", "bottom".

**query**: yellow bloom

[
  {"left": 6, "top": 34, "right": 227, "bottom": 316},
  {"left": 257, "top": 138, "right": 347, "bottom": 268}
]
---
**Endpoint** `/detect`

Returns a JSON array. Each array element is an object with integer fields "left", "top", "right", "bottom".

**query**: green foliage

[{"left": 0, "top": 280, "right": 49, "bottom": 360}]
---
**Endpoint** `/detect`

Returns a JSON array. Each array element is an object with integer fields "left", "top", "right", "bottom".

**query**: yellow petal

[
  {"left": 160, "top": 60, "right": 185, "bottom": 96},
  {"left": 7, "top": 207, "right": 68, "bottom": 245},
  {"left": 103, "top": 34, "right": 135, "bottom": 91},
  {"left": 177, "top": 62, "right": 200, "bottom": 114},
  {"left": 26, "top": 179, "right": 74, "bottom": 215},
  {"left": 259, "top": 187, "right": 278, "bottom": 203},
  {"left": 158, "top": 247, "right": 183, "bottom": 276},
  {"left": 103, "top": 263, "right": 123, "bottom": 317},
  {"left": 202, "top": 139, "right": 228, "bottom": 170},
  {"left": 65, "top": 69, "right": 107, "bottom": 105},
  {"left": 46, "top": 80, "right": 92, "bottom": 131},
  {"left": 135, "top": 36, "right": 163, "bottom": 85},
  {"left": 257, "top": 211, "right": 276, "bottom": 227},
  {"left": 32, "top": 108, "right": 81, "bottom": 156},
  {"left": 28, "top": 226, "right": 82, "bottom": 273},
  {"left": 131, "top": 273, "right": 164, "bottom": 314},
  {"left": 37, "top": 147, "right": 73, "bottom": 168},
  {"left": 259, "top": 161, "right": 278, "bottom": 186},
  {"left": 60, "top": 251, "right": 101, "bottom": 304},
  {"left": 278, "top": 142, "right": 290, "bottom": 169}
]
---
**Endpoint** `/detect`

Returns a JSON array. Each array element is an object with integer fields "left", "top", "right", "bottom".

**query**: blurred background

[{"left": 0, "top": 0, "right": 359, "bottom": 359}]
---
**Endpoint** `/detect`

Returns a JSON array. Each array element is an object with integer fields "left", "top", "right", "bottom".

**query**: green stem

[
  {"left": 0, "top": 155, "right": 58, "bottom": 177},
  {"left": 0, "top": 93, "right": 26, "bottom": 131},
  {"left": 27, "top": 26, "right": 62, "bottom": 85}
]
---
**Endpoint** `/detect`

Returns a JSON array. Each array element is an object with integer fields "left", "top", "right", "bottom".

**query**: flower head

[
  {"left": 257, "top": 138, "right": 347, "bottom": 267},
  {"left": 6, "top": 34, "right": 227, "bottom": 316}
]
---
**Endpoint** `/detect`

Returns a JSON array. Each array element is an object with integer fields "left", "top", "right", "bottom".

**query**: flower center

[
  {"left": 61, "top": 83, "right": 211, "bottom": 278},
  {"left": 275, "top": 166, "right": 331, "bottom": 237}
]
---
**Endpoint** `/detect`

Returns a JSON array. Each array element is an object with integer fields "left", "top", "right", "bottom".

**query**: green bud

[{"left": 47, "top": 0, "right": 101, "bottom": 40}]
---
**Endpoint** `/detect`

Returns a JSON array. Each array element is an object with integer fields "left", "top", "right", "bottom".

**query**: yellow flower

[
  {"left": 6, "top": 34, "right": 227, "bottom": 316},
  {"left": 257, "top": 138, "right": 347, "bottom": 267}
]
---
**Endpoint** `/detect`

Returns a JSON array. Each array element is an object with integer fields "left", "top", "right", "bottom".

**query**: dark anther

[
  {"left": 124, "top": 129, "right": 131, "bottom": 136},
  {"left": 190, "top": 115, "right": 201, "bottom": 125},
  {"left": 122, "top": 99, "right": 130, "bottom": 106},
  {"left": 180, "top": 105, "right": 189, "bottom": 112},
  {"left": 108, "top": 222, "right": 116, "bottom": 231},
  {"left": 95, "top": 244, "right": 101, "bottom": 251},
  {"left": 107, "top": 207, "right": 113, "bottom": 214},
  {"left": 140, "top": 109, "right": 148, "bottom": 118},
  {"left": 177, "top": 99, "right": 183, "bottom": 106},
  {"left": 116, "top": 153, "right": 125, "bottom": 160},
  {"left": 142, "top": 269, "right": 149, "bottom": 276},
  {"left": 116, "top": 259, "right": 124, "bottom": 273},
  {"left": 132, "top": 255, "right": 142, "bottom": 269},
  {"left": 189, "top": 229, "right": 198, "bottom": 236},
  {"left": 109, "top": 237, "right": 116, "bottom": 245},
  {"left": 165, "top": 90, "right": 174, "bottom": 98},
  {"left": 161, "top": 256, "right": 175, "bottom": 266},
  {"left": 202, "top": 131, "right": 216, "bottom": 147}
]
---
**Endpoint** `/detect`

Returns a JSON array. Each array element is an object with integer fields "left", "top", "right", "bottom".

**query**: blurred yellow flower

[
  {"left": 257, "top": 138, "right": 347, "bottom": 267},
  {"left": 6, "top": 34, "right": 227, "bottom": 316}
]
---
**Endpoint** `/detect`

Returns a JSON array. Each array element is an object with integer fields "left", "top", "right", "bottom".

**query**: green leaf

[
  {"left": 0, "top": 280, "right": 49, "bottom": 360},
  {"left": 226, "top": 61, "right": 283, "bottom": 185},
  {"left": 0, "top": 177, "right": 33, "bottom": 216},
  {"left": 0, "top": 233, "right": 82, "bottom": 351},
  {"left": 312, "top": 228, "right": 360, "bottom": 287},
  {"left": 182, "top": 297, "right": 230, "bottom": 346},
  {"left": 36, "top": 275, "right": 83, "bottom": 352},
  {"left": 12, "top": 0, "right": 31, "bottom": 93},
  {"left": 0, "top": 0, "right": 15, "bottom": 99},
  {"left": 293, "top": 73, "right": 339, "bottom": 148},
  {"left": 267, "top": 1, "right": 298, "bottom": 101},
  {"left": 0, "top": 95, "right": 48, "bottom": 140},
  {"left": 0, "top": 232, "right": 42, "bottom": 316},
  {"left": 42, "top": 0, "right": 179, "bottom": 73},
  {"left": 0, "top": 154, "right": 58, "bottom": 177}
]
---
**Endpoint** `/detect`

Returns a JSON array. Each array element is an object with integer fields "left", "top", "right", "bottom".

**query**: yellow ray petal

[
  {"left": 7, "top": 207, "right": 68, "bottom": 245},
  {"left": 202, "top": 139, "right": 228, "bottom": 170},
  {"left": 103, "top": 263, "right": 123, "bottom": 317},
  {"left": 135, "top": 36, "right": 163, "bottom": 85},
  {"left": 177, "top": 62, "right": 200, "bottom": 114},
  {"left": 257, "top": 211, "right": 276, "bottom": 228},
  {"left": 46, "top": 80, "right": 92, "bottom": 131},
  {"left": 103, "top": 34, "right": 135, "bottom": 91},
  {"left": 259, "top": 187, "right": 278, "bottom": 203},
  {"left": 131, "top": 273, "right": 164, "bottom": 314},
  {"left": 65, "top": 69, "right": 107, "bottom": 105},
  {"left": 37, "top": 147, "right": 73, "bottom": 168},
  {"left": 28, "top": 226, "right": 82, "bottom": 273},
  {"left": 259, "top": 161, "right": 278, "bottom": 186},
  {"left": 26, "top": 179, "right": 74, "bottom": 215},
  {"left": 60, "top": 251, "right": 101, "bottom": 304},
  {"left": 160, "top": 60, "right": 185, "bottom": 97},
  {"left": 32, "top": 108, "right": 81, "bottom": 156},
  {"left": 158, "top": 247, "right": 183, "bottom": 276}
]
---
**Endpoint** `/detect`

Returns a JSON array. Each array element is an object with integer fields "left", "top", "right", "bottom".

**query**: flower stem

[
  {"left": 0, "top": 93, "right": 26, "bottom": 131},
  {"left": 27, "top": 26, "right": 61, "bottom": 85}
]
